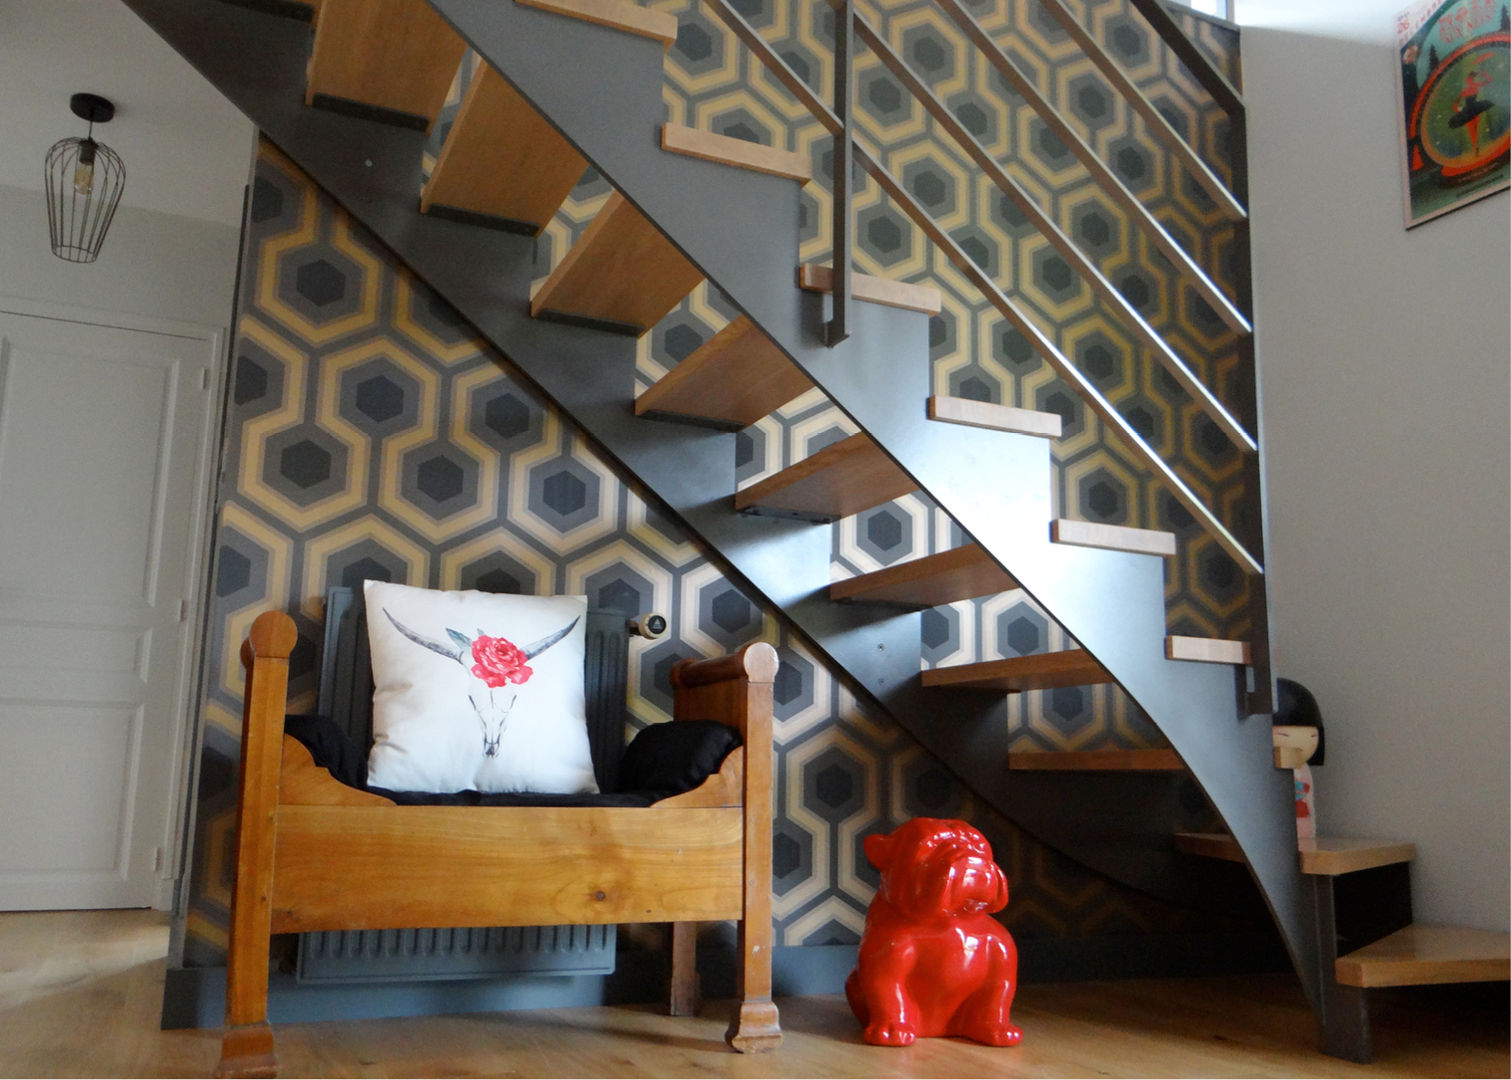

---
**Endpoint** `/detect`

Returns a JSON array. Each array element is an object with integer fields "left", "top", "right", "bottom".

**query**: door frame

[{"left": 0, "top": 293, "right": 228, "bottom": 910}]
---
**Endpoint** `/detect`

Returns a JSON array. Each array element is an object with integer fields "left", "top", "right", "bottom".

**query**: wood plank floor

[{"left": 1, "top": 910, "right": 1506, "bottom": 1077}]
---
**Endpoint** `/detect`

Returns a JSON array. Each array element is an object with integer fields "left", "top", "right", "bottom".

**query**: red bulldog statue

[{"left": 846, "top": 818, "right": 1021, "bottom": 1048}]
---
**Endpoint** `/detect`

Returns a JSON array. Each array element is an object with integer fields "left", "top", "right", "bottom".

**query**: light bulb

[{"left": 73, "top": 141, "right": 97, "bottom": 196}]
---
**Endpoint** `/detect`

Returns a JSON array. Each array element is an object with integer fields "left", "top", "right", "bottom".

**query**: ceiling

[{"left": 0, "top": 0, "right": 255, "bottom": 227}]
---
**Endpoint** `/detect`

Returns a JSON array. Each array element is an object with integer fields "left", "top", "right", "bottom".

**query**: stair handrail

[{"left": 700, "top": 0, "right": 1264, "bottom": 575}]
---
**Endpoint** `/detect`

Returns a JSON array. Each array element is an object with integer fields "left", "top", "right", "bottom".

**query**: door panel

[{"left": 0, "top": 310, "right": 215, "bottom": 909}]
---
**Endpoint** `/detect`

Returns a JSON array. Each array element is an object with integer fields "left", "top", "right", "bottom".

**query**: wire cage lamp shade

[{"left": 45, "top": 93, "right": 126, "bottom": 263}]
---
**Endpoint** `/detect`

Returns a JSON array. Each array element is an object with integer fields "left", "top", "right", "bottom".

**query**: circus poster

[{"left": 1395, "top": 0, "right": 1510, "bottom": 226}]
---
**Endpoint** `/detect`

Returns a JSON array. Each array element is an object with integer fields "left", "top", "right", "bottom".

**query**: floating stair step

[
  {"left": 1165, "top": 635, "right": 1251, "bottom": 665},
  {"left": 420, "top": 66, "right": 587, "bottom": 233},
  {"left": 305, "top": 0, "right": 467, "bottom": 130},
  {"left": 514, "top": 0, "right": 678, "bottom": 46},
  {"left": 733, "top": 434, "right": 915, "bottom": 522},
  {"left": 530, "top": 191, "right": 703, "bottom": 334},
  {"left": 830, "top": 545, "right": 1016, "bottom": 608},
  {"left": 1336, "top": 925, "right": 1511, "bottom": 989},
  {"left": 927, "top": 395, "right": 1063, "bottom": 439},
  {"left": 1051, "top": 519, "right": 1177, "bottom": 557},
  {"left": 921, "top": 649, "right": 1112, "bottom": 692},
  {"left": 634, "top": 316, "right": 812, "bottom": 430},
  {"left": 1173, "top": 833, "right": 1418, "bottom": 876},
  {"left": 798, "top": 264, "right": 942, "bottom": 315},
  {"left": 660, "top": 124, "right": 812, "bottom": 182},
  {"left": 1007, "top": 749, "right": 1183, "bottom": 771}
]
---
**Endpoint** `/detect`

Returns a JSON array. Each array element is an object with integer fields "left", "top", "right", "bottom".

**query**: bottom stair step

[
  {"left": 1174, "top": 832, "right": 1418, "bottom": 876},
  {"left": 1008, "top": 749, "right": 1183, "bottom": 772},
  {"left": 1336, "top": 924, "right": 1511, "bottom": 988}
]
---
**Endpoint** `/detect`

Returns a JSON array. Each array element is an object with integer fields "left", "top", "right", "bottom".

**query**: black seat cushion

[{"left": 283, "top": 713, "right": 740, "bottom": 808}]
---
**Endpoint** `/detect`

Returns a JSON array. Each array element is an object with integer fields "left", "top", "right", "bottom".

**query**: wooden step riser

[
  {"left": 830, "top": 544, "right": 1016, "bottom": 608},
  {"left": 927, "top": 395, "right": 1063, "bottom": 439},
  {"left": 530, "top": 191, "right": 703, "bottom": 335},
  {"left": 514, "top": 0, "right": 677, "bottom": 46},
  {"left": 421, "top": 67, "right": 587, "bottom": 233},
  {"left": 734, "top": 434, "right": 915, "bottom": 522},
  {"left": 660, "top": 124, "right": 811, "bottom": 182},
  {"left": 798, "top": 264, "right": 942, "bottom": 315},
  {"left": 1052, "top": 519, "right": 1177, "bottom": 558},
  {"left": 305, "top": 0, "right": 467, "bottom": 131},
  {"left": 635, "top": 316, "right": 812, "bottom": 430}
]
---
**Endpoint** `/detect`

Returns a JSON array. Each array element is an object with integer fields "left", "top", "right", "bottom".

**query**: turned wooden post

[
  {"left": 671, "top": 642, "right": 782, "bottom": 1052},
  {"left": 215, "top": 611, "right": 297, "bottom": 1079}
]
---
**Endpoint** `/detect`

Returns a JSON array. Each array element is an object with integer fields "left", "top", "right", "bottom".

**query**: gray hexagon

[
  {"left": 997, "top": 326, "right": 1037, "bottom": 371},
  {"left": 672, "top": 15, "right": 724, "bottom": 76},
  {"left": 901, "top": 755, "right": 965, "bottom": 819},
  {"left": 214, "top": 525, "right": 268, "bottom": 604},
  {"left": 1079, "top": 466, "right": 1129, "bottom": 523},
  {"left": 1068, "top": 73, "right": 1114, "bottom": 130},
  {"left": 858, "top": 204, "right": 911, "bottom": 268},
  {"left": 855, "top": 505, "right": 912, "bottom": 564},
  {"left": 264, "top": 426, "right": 347, "bottom": 506},
  {"left": 804, "top": 746, "right": 866, "bottom": 820},
  {"left": 1036, "top": 385, "right": 1084, "bottom": 441},
  {"left": 699, "top": 582, "right": 762, "bottom": 650},
  {"left": 735, "top": 426, "right": 766, "bottom": 486},
  {"left": 458, "top": 550, "right": 541, "bottom": 596},
  {"left": 1032, "top": 247, "right": 1080, "bottom": 304},
  {"left": 772, "top": 645, "right": 815, "bottom": 719},
  {"left": 921, "top": 606, "right": 960, "bottom": 665},
  {"left": 339, "top": 356, "right": 421, "bottom": 434},
  {"left": 903, "top": 158, "right": 956, "bottom": 217},
  {"left": 952, "top": 224, "right": 999, "bottom": 277},
  {"left": 948, "top": 366, "right": 1002, "bottom": 404},
  {"left": 528, "top": 456, "right": 602, "bottom": 531},
  {"left": 401, "top": 442, "right": 480, "bottom": 518},
  {"left": 772, "top": 820, "right": 813, "bottom": 895},
  {"left": 232, "top": 338, "right": 284, "bottom": 420},
  {"left": 473, "top": 385, "right": 545, "bottom": 455},
  {"left": 583, "top": 561, "right": 655, "bottom": 616},
  {"left": 279, "top": 245, "right": 365, "bottom": 326},
  {"left": 999, "top": 605, "right": 1048, "bottom": 657},
  {"left": 325, "top": 541, "right": 407, "bottom": 592},
  {"left": 1078, "top": 332, "right": 1127, "bottom": 391},
  {"left": 949, "top": 90, "right": 998, "bottom": 145}
]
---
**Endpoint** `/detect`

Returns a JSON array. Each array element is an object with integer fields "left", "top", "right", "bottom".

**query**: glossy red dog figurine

[{"left": 845, "top": 818, "right": 1021, "bottom": 1047}]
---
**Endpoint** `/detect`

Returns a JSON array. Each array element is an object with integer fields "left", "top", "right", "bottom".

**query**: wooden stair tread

[
  {"left": 1165, "top": 635, "right": 1251, "bottom": 665},
  {"left": 635, "top": 316, "right": 812, "bottom": 428},
  {"left": 1336, "top": 925, "right": 1511, "bottom": 989},
  {"left": 421, "top": 66, "right": 587, "bottom": 231},
  {"left": 531, "top": 191, "right": 703, "bottom": 334},
  {"left": 1173, "top": 833, "right": 1418, "bottom": 876},
  {"left": 798, "top": 264, "right": 942, "bottom": 315},
  {"left": 830, "top": 545, "right": 1016, "bottom": 608},
  {"left": 928, "top": 395, "right": 1063, "bottom": 439},
  {"left": 305, "top": 0, "right": 466, "bottom": 129},
  {"left": 1052, "top": 519, "right": 1177, "bottom": 557},
  {"left": 514, "top": 0, "right": 678, "bottom": 47},
  {"left": 734, "top": 434, "right": 915, "bottom": 521},
  {"left": 661, "top": 125, "right": 812, "bottom": 182},
  {"left": 921, "top": 650, "right": 1112, "bottom": 692},
  {"left": 1007, "top": 748, "right": 1183, "bottom": 771}
]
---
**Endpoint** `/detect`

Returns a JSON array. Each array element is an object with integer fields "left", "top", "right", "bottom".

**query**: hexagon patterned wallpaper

[
  {"left": 181, "top": 2, "right": 1255, "bottom": 966},
  {"left": 181, "top": 124, "right": 1242, "bottom": 965}
]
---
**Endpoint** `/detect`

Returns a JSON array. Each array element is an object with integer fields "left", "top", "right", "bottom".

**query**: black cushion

[
  {"left": 618, "top": 719, "right": 742, "bottom": 798},
  {"left": 282, "top": 712, "right": 740, "bottom": 806}
]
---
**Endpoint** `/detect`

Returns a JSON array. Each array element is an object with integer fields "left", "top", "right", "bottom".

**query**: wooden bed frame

[{"left": 217, "top": 610, "right": 782, "bottom": 1077}]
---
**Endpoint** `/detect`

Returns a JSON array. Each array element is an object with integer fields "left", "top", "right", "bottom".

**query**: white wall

[
  {"left": 1242, "top": 0, "right": 1510, "bottom": 930},
  {"left": 0, "top": 183, "right": 243, "bottom": 329}
]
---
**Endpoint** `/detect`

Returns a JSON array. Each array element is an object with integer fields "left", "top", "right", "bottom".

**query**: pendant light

[{"left": 45, "top": 93, "right": 126, "bottom": 263}]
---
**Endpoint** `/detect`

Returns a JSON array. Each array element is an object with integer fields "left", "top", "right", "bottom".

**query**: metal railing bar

[
  {"left": 1127, "top": 0, "right": 1245, "bottom": 118},
  {"left": 930, "top": 0, "right": 1249, "bottom": 335},
  {"left": 850, "top": 9, "right": 1256, "bottom": 454},
  {"left": 1036, "top": 0, "right": 1245, "bottom": 221},
  {"left": 851, "top": 137, "right": 1263, "bottom": 575},
  {"left": 827, "top": 0, "right": 854, "bottom": 346},
  {"left": 702, "top": 0, "right": 842, "bottom": 136}
]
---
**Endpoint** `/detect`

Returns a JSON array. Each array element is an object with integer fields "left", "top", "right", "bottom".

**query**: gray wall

[
  {"left": 1244, "top": 1, "right": 1510, "bottom": 930},
  {"left": 0, "top": 182, "right": 244, "bottom": 329}
]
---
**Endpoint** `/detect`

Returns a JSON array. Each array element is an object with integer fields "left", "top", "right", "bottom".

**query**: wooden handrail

[
  {"left": 850, "top": 9, "right": 1255, "bottom": 454},
  {"left": 1035, "top": 0, "right": 1246, "bottom": 219}
]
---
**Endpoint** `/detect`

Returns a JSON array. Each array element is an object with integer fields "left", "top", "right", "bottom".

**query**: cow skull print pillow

[{"left": 363, "top": 580, "right": 596, "bottom": 795}]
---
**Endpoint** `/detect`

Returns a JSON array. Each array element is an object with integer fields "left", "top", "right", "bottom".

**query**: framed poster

[{"left": 1395, "top": 0, "right": 1510, "bottom": 227}]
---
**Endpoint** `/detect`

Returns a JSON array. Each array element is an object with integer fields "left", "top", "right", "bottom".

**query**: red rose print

[{"left": 470, "top": 634, "right": 534, "bottom": 688}]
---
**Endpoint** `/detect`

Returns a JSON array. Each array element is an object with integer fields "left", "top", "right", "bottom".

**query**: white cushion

[{"left": 363, "top": 581, "right": 597, "bottom": 795}]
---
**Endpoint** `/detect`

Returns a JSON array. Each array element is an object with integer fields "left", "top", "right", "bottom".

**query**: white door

[{"left": 0, "top": 307, "right": 217, "bottom": 909}]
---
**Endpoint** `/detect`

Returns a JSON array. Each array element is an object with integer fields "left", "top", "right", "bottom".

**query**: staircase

[{"left": 128, "top": 0, "right": 1320, "bottom": 1036}]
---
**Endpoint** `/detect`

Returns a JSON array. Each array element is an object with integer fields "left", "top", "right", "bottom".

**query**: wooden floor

[{"left": 1, "top": 910, "right": 1506, "bottom": 1078}]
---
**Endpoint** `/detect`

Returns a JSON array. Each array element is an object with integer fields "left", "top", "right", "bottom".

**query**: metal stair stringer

[{"left": 120, "top": 0, "right": 1317, "bottom": 1010}]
